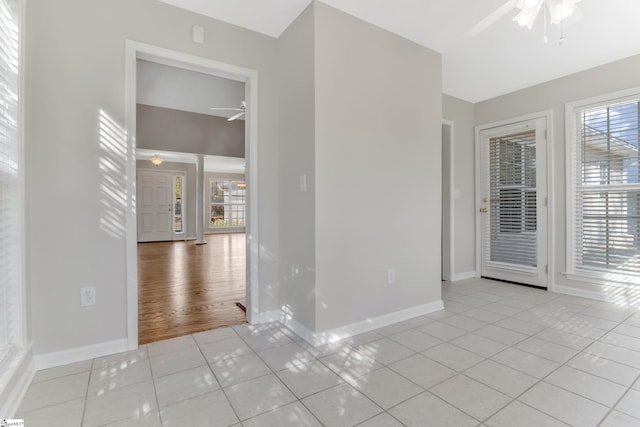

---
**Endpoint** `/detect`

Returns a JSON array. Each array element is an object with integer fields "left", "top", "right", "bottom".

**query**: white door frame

[
  {"left": 474, "top": 110, "right": 554, "bottom": 287},
  {"left": 124, "top": 41, "right": 260, "bottom": 349}
]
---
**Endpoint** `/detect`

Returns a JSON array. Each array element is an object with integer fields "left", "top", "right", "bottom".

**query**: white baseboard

[
  {"left": 264, "top": 300, "right": 445, "bottom": 347},
  {"left": 252, "top": 310, "right": 282, "bottom": 325},
  {"left": 311, "top": 300, "right": 445, "bottom": 346},
  {"left": 0, "top": 345, "right": 35, "bottom": 417},
  {"left": 280, "top": 316, "right": 316, "bottom": 346},
  {"left": 34, "top": 338, "right": 128, "bottom": 371},
  {"left": 451, "top": 271, "right": 477, "bottom": 281},
  {"left": 552, "top": 285, "right": 618, "bottom": 304}
]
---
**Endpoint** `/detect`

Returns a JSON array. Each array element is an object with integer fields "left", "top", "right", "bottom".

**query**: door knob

[{"left": 480, "top": 207, "right": 488, "bottom": 213}]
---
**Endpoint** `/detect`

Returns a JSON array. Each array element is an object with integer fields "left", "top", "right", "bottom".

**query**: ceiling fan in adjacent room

[
  {"left": 210, "top": 101, "right": 246, "bottom": 121},
  {"left": 466, "top": 0, "right": 582, "bottom": 43}
]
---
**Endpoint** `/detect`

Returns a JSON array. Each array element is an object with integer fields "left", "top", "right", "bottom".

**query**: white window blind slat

[{"left": 488, "top": 130, "right": 538, "bottom": 268}]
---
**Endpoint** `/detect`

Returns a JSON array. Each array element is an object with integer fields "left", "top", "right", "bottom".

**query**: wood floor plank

[{"left": 137, "top": 233, "right": 246, "bottom": 344}]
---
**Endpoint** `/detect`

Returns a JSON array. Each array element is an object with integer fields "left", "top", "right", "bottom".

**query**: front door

[
  {"left": 137, "top": 170, "right": 173, "bottom": 242},
  {"left": 478, "top": 117, "right": 548, "bottom": 288}
]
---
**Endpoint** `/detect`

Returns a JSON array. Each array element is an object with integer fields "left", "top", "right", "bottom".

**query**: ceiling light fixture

[
  {"left": 150, "top": 154, "right": 163, "bottom": 166},
  {"left": 513, "top": 0, "right": 581, "bottom": 43}
]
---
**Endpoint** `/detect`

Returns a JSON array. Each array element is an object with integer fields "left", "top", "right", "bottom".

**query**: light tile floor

[{"left": 17, "top": 279, "right": 640, "bottom": 426}]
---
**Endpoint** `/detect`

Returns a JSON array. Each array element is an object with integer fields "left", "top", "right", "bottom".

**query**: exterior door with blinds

[{"left": 478, "top": 118, "right": 548, "bottom": 287}]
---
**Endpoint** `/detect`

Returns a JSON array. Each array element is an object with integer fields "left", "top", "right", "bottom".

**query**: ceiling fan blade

[
  {"left": 210, "top": 107, "right": 243, "bottom": 111},
  {"left": 465, "top": 0, "right": 517, "bottom": 37},
  {"left": 227, "top": 111, "right": 245, "bottom": 121}
]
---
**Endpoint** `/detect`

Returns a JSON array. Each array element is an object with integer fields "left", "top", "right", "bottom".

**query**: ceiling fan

[
  {"left": 466, "top": 0, "right": 582, "bottom": 41},
  {"left": 210, "top": 101, "right": 246, "bottom": 121}
]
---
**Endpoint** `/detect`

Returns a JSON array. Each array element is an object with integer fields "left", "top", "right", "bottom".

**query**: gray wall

[
  {"left": 475, "top": 54, "right": 640, "bottom": 297},
  {"left": 137, "top": 104, "right": 245, "bottom": 157},
  {"left": 26, "top": 0, "right": 445, "bottom": 356},
  {"left": 277, "top": 3, "right": 317, "bottom": 331},
  {"left": 314, "top": 3, "right": 443, "bottom": 332},
  {"left": 442, "top": 95, "right": 476, "bottom": 277},
  {"left": 26, "top": 0, "right": 280, "bottom": 355}
]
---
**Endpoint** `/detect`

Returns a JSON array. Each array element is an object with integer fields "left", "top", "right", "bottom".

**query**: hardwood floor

[{"left": 137, "top": 233, "right": 246, "bottom": 345}]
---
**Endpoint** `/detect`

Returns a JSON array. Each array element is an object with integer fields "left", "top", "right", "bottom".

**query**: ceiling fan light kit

[{"left": 514, "top": 0, "right": 581, "bottom": 33}]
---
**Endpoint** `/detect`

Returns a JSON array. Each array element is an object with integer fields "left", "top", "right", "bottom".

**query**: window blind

[
  {"left": 488, "top": 130, "right": 537, "bottom": 267},
  {"left": 574, "top": 99, "right": 640, "bottom": 278},
  {"left": 0, "top": 0, "right": 20, "bottom": 370}
]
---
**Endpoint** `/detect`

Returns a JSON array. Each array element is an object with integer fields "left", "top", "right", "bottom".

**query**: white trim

[
  {"left": 242, "top": 301, "right": 447, "bottom": 347},
  {"left": 125, "top": 42, "right": 139, "bottom": 350},
  {"left": 311, "top": 301, "right": 444, "bottom": 346},
  {"left": 0, "top": 346, "right": 34, "bottom": 417},
  {"left": 553, "top": 284, "right": 640, "bottom": 307},
  {"left": 475, "top": 110, "right": 554, "bottom": 289},
  {"left": 442, "top": 119, "right": 455, "bottom": 281},
  {"left": 34, "top": 339, "right": 128, "bottom": 371},
  {"left": 562, "top": 271, "right": 640, "bottom": 287},
  {"left": 252, "top": 309, "right": 282, "bottom": 325},
  {"left": 281, "top": 317, "right": 316, "bottom": 346},
  {"left": 451, "top": 271, "right": 477, "bottom": 281},
  {"left": 563, "top": 87, "right": 640, "bottom": 287},
  {"left": 125, "top": 41, "right": 261, "bottom": 349},
  {"left": 546, "top": 111, "right": 556, "bottom": 292},
  {"left": 281, "top": 301, "right": 444, "bottom": 347}
]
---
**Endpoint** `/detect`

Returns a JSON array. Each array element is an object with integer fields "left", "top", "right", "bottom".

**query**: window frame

[
  {"left": 208, "top": 178, "right": 246, "bottom": 230},
  {"left": 565, "top": 87, "right": 640, "bottom": 285},
  {"left": 173, "top": 173, "right": 185, "bottom": 235}
]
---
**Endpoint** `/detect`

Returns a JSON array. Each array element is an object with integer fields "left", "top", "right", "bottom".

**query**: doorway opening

[
  {"left": 125, "top": 41, "right": 259, "bottom": 349},
  {"left": 135, "top": 152, "right": 248, "bottom": 344}
]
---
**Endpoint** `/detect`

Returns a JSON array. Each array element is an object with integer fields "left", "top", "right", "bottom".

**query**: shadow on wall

[{"left": 98, "top": 109, "right": 127, "bottom": 239}]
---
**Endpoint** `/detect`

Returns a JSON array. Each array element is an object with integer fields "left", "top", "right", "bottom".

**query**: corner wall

[
  {"left": 276, "top": 3, "right": 317, "bottom": 331},
  {"left": 442, "top": 95, "right": 476, "bottom": 279},
  {"left": 314, "top": 3, "right": 443, "bottom": 332}
]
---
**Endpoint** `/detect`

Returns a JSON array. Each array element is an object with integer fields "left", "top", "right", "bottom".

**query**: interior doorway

[
  {"left": 124, "top": 41, "right": 260, "bottom": 349},
  {"left": 134, "top": 58, "right": 248, "bottom": 343}
]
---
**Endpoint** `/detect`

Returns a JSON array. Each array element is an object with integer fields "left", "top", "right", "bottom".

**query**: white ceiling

[{"left": 157, "top": 0, "right": 640, "bottom": 103}]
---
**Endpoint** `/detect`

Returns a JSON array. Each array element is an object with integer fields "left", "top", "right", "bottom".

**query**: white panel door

[
  {"left": 478, "top": 118, "right": 548, "bottom": 288},
  {"left": 137, "top": 171, "right": 172, "bottom": 242}
]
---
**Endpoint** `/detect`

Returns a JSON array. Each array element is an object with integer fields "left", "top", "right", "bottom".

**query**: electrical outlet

[
  {"left": 387, "top": 268, "right": 396, "bottom": 284},
  {"left": 81, "top": 286, "right": 96, "bottom": 307}
]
